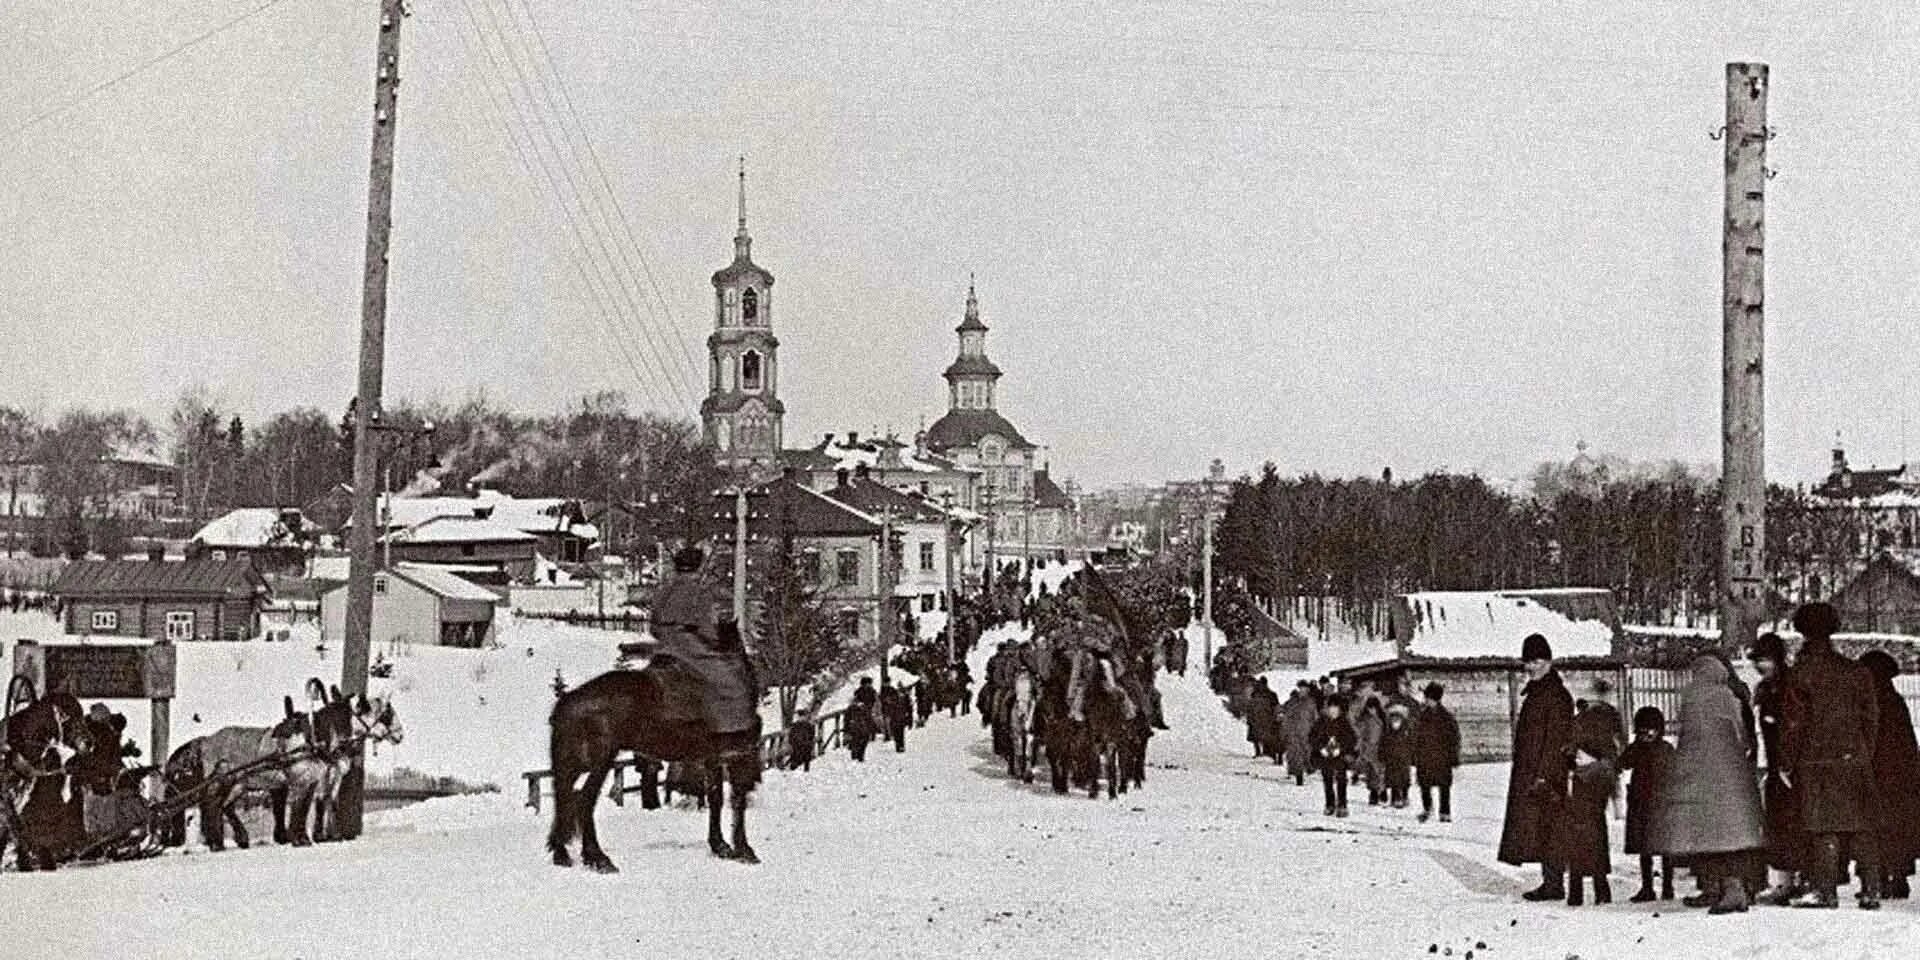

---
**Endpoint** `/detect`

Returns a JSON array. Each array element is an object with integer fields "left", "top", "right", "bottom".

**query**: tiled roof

[
  {"left": 822, "top": 477, "right": 948, "bottom": 524},
  {"left": 51, "top": 559, "right": 266, "bottom": 600},
  {"left": 736, "top": 478, "right": 881, "bottom": 538},
  {"left": 1033, "top": 470, "right": 1074, "bottom": 510},
  {"left": 942, "top": 355, "right": 1002, "bottom": 379}
]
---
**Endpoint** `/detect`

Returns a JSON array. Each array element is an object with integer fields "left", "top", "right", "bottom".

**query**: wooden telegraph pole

[
  {"left": 338, "top": 0, "right": 407, "bottom": 840},
  {"left": 1720, "top": 62, "right": 1768, "bottom": 656}
]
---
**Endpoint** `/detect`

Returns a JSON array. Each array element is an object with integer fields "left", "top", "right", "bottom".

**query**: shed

[
  {"left": 319, "top": 563, "right": 499, "bottom": 649},
  {"left": 1332, "top": 588, "right": 1626, "bottom": 762},
  {"left": 49, "top": 558, "right": 268, "bottom": 641}
]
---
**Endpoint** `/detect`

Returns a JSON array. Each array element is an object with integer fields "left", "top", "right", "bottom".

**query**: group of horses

[
  {"left": 986, "top": 639, "right": 1155, "bottom": 800},
  {"left": 161, "top": 678, "right": 405, "bottom": 852}
]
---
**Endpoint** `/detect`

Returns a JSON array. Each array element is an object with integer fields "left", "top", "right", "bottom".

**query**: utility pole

[
  {"left": 1202, "top": 500, "right": 1216, "bottom": 672},
  {"left": 877, "top": 505, "right": 896, "bottom": 686},
  {"left": 940, "top": 490, "right": 957, "bottom": 664},
  {"left": 733, "top": 486, "right": 750, "bottom": 627},
  {"left": 1720, "top": 61, "right": 1768, "bottom": 656},
  {"left": 338, "top": 0, "right": 406, "bottom": 842}
]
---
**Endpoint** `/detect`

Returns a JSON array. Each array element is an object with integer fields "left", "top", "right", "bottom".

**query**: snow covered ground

[{"left": 5, "top": 619, "right": 1914, "bottom": 959}]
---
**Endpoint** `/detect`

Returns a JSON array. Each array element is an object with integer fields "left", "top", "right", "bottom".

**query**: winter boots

[
  {"left": 1708, "top": 880, "right": 1749, "bottom": 915},
  {"left": 1565, "top": 877, "right": 1610, "bottom": 907}
]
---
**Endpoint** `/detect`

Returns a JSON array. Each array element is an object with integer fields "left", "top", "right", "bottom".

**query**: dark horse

[
  {"left": 2, "top": 691, "right": 92, "bottom": 870},
  {"left": 546, "top": 668, "right": 762, "bottom": 873}
]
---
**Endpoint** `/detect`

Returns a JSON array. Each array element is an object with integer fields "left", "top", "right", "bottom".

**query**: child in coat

[
  {"left": 1563, "top": 703, "right": 1622, "bottom": 906},
  {"left": 1616, "top": 706, "right": 1676, "bottom": 902},
  {"left": 1309, "top": 695, "right": 1359, "bottom": 818},
  {"left": 1380, "top": 705, "right": 1414, "bottom": 809},
  {"left": 1413, "top": 683, "right": 1461, "bottom": 823}
]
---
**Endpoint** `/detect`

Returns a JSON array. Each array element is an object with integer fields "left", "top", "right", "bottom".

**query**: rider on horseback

[
  {"left": 1064, "top": 605, "right": 1136, "bottom": 725},
  {"left": 650, "top": 547, "right": 758, "bottom": 736}
]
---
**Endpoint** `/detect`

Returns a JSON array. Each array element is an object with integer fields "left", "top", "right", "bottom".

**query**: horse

[
  {"left": 545, "top": 668, "right": 763, "bottom": 873},
  {"left": 1005, "top": 670, "right": 1037, "bottom": 783},
  {"left": 161, "top": 696, "right": 328, "bottom": 851},
  {"left": 1078, "top": 671, "right": 1132, "bottom": 800},
  {"left": 283, "top": 680, "right": 405, "bottom": 844},
  {"left": 1, "top": 691, "right": 92, "bottom": 870}
]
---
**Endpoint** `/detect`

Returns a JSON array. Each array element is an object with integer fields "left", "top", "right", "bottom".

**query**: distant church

[{"left": 700, "top": 161, "right": 784, "bottom": 478}]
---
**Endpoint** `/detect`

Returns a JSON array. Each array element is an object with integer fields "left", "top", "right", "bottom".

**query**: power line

[
  {"left": 497, "top": 0, "right": 704, "bottom": 401},
  {"left": 467, "top": 0, "right": 701, "bottom": 410},
  {"left": 460, "top": 0, "right": 699, "bottom": 413},
  {"left": 451, "top": 0, "right": 681, "bottom": 413},
  {"left": 3, "top": 0, "right": 303, "bottom": 144},
  {"left": 509, "top": 0, "right": 705, "bottom": 379}
]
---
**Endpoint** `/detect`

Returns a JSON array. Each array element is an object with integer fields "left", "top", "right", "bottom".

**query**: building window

[
  {"left": 798, "top": 549, "right": 821, "bottom": 584},
  {"left": 920, "top": 594, "right": 936, "bottom": 612},
  {"left": 742, "top": 287, "right": 758, "bottom": 321},
  {"left": 374, "top": 575, "right": 389, "bottom": 596},
  {"left": 919, "top": 541, "right": 935, "bottom": 571},
  {"left": 836, "top": 548, "right": 860, "bottom": 585},
  {"left": 210, "top": 549, "right": 228, "bottom": 561},
  {"left": 165, "top": 610, "right": 195, "bottom": 641},
  {"left": 838, "top": 608, "right": 862, "bottom": 639},
  {"left": 91, "top": 609, "right": 118, "bottom": 632},
  {"left": 720, "top": 355, "right": 736, "bottom": 391},
  {"left": 741, "top": 350, "right": 763, "bottom": 392}
]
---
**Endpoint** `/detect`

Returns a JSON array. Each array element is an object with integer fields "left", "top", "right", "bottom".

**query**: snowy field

[{"left": 5, "top": 619, "right": 1914, "bottom": 959}]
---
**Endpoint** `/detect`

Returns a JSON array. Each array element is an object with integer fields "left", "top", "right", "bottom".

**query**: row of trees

[
  {"left": 1, "top": 389, "right": 726, "bottom": 559},
  {"left": 1209, "top": 454, "right": 1880, "bottom": 637}
]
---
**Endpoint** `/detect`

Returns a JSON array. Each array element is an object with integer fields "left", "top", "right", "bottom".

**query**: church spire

[
  {"left": 957, "top": 274, "right": 987, "bottom": 332},
  {"left": 734, "top": 155, "right": 750, "bottom": 260}
]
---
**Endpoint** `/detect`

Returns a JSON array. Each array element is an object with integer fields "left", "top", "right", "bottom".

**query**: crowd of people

[
  {"left": 1240, "top": 671, "right": 1461, "bottom": 821},
  {"left": 1497, "top": 602, "right": 1920, "bottom": 914}
]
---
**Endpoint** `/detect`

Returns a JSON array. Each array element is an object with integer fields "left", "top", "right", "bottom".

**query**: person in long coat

[
  {"left": 847, "top": 677, "right": 877, "bottom": 762},
  {"left": 1649, "top": 655, "right": 1767, "bottom": 914},
  {"left": 1412, "top": 683, "right": 1460, "bottom": 823},
  {"left": 1749, "top": 632, "right": 1804, "bottom": 904},
  {"left": 1781, "top": 603, "right": 1882, "bottom": 909},
  {"left": 1860, "top": 650, "right": 1920, "bottom": 899},
  {"left": 1354, "top": 692, "right": 1387, "bottom": 805},
  {"left": 1618, "top": 706, "right": 1675, "bottom": 901},
  {"left": 1245, "top": 677, "right": 1280, "bottom": 759},
  {"left": 1500, "top": 634, "right": 1574, "bottom": 902},
  {"left": 1282, "top": 685, "right": 1318, "bottom": 786}
]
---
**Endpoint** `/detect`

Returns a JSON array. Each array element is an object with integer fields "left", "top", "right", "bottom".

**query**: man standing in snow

[
  {"left": 1780, "top": 602, "right": 1882, "bottom": 910},
  {"left": 848, "top": 677, "right": 877, "bottom": 763},
  {"left": 1499, "top": 633, "right": 1574, "bottom": 903}
]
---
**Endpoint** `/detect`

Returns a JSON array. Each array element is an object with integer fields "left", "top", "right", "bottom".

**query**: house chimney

[
  {"left": 854, "top": 462, "right": 871, "bottom": 481},
  {"left": 835, "top": 467, "right": 850, "bottom": 489},
  {"left": 846, "top": 431, "right": 859, "bottom": 446},
  {"left": 822, "top": 432, "right": 834, "bottom": 448}
]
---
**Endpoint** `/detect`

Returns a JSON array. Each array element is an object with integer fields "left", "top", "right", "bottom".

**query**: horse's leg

[
  {"left": 728, "top": 763, "right": 758, "bottom": 865},
  {"left": 223, "top": 792, "right": 251, "bottom": 850},
  {"left": 706, "top": 760, "right": 732, "bottom": 859},
  {"left": 270, "top": 784, "right": 289, "bottom": 845},
  {"left": 576, "top": 764, "right": 616, "bottom": 874},
  {"left": 546, "top": 761, "right": 577, "bottom": 867},
  {"left": 639, "top": 760, "right": 661, "bottom": 811},
  {"left": 288, "top": 779, "right": 315, "bottom": 847}
]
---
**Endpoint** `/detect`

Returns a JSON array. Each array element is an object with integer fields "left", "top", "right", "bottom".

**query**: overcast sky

[{"left": 4, "top": 1, "right": 1918, "bottom": 488}]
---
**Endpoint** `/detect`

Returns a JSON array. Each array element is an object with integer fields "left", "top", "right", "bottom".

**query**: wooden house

[
  {"left": 49, "top": 558, "right": 268, "bottom": 641},
  {"left": 319, "top": 563, "right": 500, "bottom": 649},
  {"left": 1828, "top": 552, "right": 1920, "bottom": 635},
  {"left": 186, "top": 507, "right": 312, "bottom": 576},
  {"left": 1331, "top": 588, "right": 1626, "bottom": 762}
]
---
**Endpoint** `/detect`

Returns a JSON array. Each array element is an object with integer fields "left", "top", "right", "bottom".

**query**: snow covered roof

[
  {"left": 369, "top": 491, "right": 599, "bottom": 542},
  {"left": 192, "top": 507, "right": 307, "bottom": 548},
  {"left": 783, "top": 434, "right": 977, "bottom": 475},
  {"left": 1393, "top": 589, "right": 1619, "bottom": 661},
  {"left": 388, "top": 516, "right": 538, "bottom": 545},
  {"left": 391, "top": 563, "right": 501, "bottom": 603}
]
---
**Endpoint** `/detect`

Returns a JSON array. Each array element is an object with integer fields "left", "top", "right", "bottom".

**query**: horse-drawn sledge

[{"left": 1, "top": 675, "right": 402, "bottom": 871}]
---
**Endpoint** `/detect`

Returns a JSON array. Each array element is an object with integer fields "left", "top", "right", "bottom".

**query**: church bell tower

[{"left": 701, "top": 159, "right": 784, "bottom": 477}]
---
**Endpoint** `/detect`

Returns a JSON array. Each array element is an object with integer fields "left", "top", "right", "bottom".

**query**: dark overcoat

[
  {"left": 1753, "top": 673, "right": 1803, "bottom": 870},
  {"left": 1246, "top": 683, "right": 1279, "bottom": 748},
  {"left": 1380, "top": 717, "right": 1414, "bottom": 791},
  {"left": 1412, "top": 704, "right": 1461, "bottom": 787},
  {"left": 1282, "top": 692, "right": 1318, "bottom": 777},
  {"left": 1867, "top": 669, "right": 1920, "bottom": 872},
  {"left": 1559, "top": 758, "right": 1615, "bottom": 876},
  {"left": 1616, "top": 736, "right": 1673, "bottom": 855},
  {"left": 1781, "top": 644, "right": 1880, "bottom": 834},
  {"left": 1497, "top": 670, "right": 1573, "bottom": 866}
]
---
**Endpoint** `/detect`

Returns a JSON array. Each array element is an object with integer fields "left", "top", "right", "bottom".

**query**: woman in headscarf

[
  {"left": 1650, "top": 655, "right": 1767, "bottom": 914},
  {"left": 1859, "top": 650, "right": 1920, "bottom": 899}
]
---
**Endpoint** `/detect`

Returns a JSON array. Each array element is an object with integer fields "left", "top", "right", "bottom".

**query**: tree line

[
  {"left": 1, "top": 388, "right": 724, "bottom": 558},
  {"left": 1209, "top": 453, "right": 1876, "bottom": 638}
]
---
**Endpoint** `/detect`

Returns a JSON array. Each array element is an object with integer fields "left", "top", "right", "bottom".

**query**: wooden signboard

[{"left": 12, "top": 640, "right": 177, "bottom": 798}]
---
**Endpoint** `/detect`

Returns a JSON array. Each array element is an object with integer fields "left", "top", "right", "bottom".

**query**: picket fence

[{"left": 1620, "top": 667, "right": 1920, "bottom": 743}]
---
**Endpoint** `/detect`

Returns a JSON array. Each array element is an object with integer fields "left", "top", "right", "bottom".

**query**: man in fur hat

[
  {"left": 1781, "top": 602, "right": 1882, "bottom": 909},
  {"left": 1500, "top": 633, "right": 1575, "bottom": 902}
]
